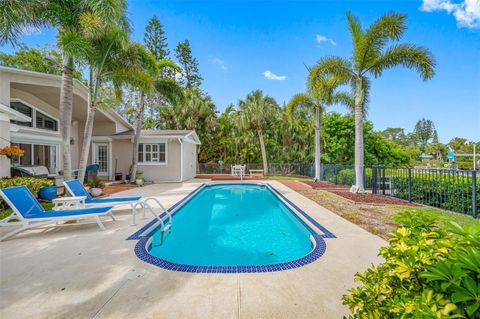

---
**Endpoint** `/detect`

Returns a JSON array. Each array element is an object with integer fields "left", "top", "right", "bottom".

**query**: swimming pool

[{"left": 129, "top": 183, "right": 332, "bottom": 273}]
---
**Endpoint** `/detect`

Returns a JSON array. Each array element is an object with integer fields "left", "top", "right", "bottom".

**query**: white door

[{"left": 93, "top": 143, "right": 109, "bottom": 177}]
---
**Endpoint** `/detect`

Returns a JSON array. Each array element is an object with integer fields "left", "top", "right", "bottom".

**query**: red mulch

[
  {"left": 303, "top": 181, "right": 349, "bottom": 190},
  {"left": 278, "top": 180, "right": 313, "bottom": 191},
  {"left": 328, "top": 190, "right": 419, "bottom": 206}
]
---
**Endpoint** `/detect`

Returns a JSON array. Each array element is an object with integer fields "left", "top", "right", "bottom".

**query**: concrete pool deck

[{"left": 0, "top": 180, "right": 386, "bottom": 319}]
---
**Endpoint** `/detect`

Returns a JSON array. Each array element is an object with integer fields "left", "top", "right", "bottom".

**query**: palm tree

[
  {"left": 238, "top": 90, "right": 278, "bottom": 175},
  {"left": 77, "top": 21, "right": 144, "bottom": 182},
  {"left": 124, "top": 47, "right": 183, "bottom": 182},
  {"left": 312, "top": 12, "right": 435, "bottom": 192},
  {"left": 287, "top": 67, "right": 352, "bottom": 181},
  {"left": 1, "top": 0, "right": 126, "bottom": 180}
]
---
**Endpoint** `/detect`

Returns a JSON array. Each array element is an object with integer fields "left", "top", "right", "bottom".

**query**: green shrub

[
  {"left": 0, "top": 177, "right": 53, "bottom": 211},
  {"left": 0, "top": 177, "right": 52, "bottom": 195},
  {"left": 338, "top": 168, "right": 355, "bottom": 186},
  {"left": 343, "top": 211, "right": 480, "bottom": 318}
]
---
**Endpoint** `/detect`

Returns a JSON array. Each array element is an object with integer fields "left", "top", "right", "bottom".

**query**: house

[{"left": 0, "top": 66, "right": 200, "bottom": 182}]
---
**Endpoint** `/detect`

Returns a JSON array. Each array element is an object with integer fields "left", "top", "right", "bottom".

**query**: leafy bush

[
  {"left": 0, "top": 177, "right": 51, "bottom": 195},
  {"left": 0, "top": 177, "right": 53, "bottom": 210},
  {"left": 338, "top": 168, "right": 355, "bottom": 186},
  {"left": 87, "top": 178, "right": 105, "bottom": 189},
  {"left": 343, "top": 211, "right": 480, "bottom": 318}
]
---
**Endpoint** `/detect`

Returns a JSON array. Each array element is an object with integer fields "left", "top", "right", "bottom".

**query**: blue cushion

[
  {"left": 1, "top": 186, "right": 45, "bottom": 218},
  {"left": 0, "top": 186, "right": 113, "bottom": 219},
  {"left": 64, "top": 179, "right": 92, "bottom": 201}
]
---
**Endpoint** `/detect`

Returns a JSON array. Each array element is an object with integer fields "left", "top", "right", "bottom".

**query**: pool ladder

[{"left": 132, "top": 198, "right": 172, "bottom": 244}]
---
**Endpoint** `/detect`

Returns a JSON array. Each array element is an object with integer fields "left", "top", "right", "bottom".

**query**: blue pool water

[{"left": 148, "top": 184, "right": 315, "bottom": 266}]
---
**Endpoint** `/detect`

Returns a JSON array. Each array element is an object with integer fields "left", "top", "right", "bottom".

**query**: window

[
  {"left": 10, "top": 100, "right": 58, "bottom": 131},
  {"left": 10, "top": 101, "right": 33, "bottom": 127},
  {"left": 138, "top": 143, "right": 166, "bottom": 164},
  {"left": 36, "top": 111, "right": 58, "bottom": 131}
]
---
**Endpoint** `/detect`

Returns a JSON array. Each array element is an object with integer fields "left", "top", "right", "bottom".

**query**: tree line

[{"left": 2, "top": 2, "right": 476, "bottom": 189}]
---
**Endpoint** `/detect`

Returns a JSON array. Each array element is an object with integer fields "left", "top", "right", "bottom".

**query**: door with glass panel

[{"left": 93, "top": 143, "right": 109, "bottom": 177}]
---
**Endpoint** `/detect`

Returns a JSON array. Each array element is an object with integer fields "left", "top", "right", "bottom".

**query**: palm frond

[
  {"left": 286, "top": 93, "right": 315, "bottom": 114},
  {"left": 57, "top": 28, "right": 93, "bottom": 63},
  {"left": 346, "top": 12, "right": 364, "bottom": 60},
  {"left": 358, "top": 12, "right": 407, "bottom": 72},
  {"left": 0, "top": 0, "right": 49, "bottom": 45},
  {"left": 369, "top": 44, "right": 436, "bottom": 80},
  {"left": 155, "top": 78, "right": 185, "bottom": 105}
]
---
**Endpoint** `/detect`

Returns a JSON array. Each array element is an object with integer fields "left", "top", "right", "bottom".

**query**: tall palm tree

[
  {"left": 124, "top": 47, "right": 183, "bottom": 182},
  {"left": 238, "top": 90, "right": 278, "bottom": 175},
  {"left": 312, "top": 12, "right": 435, "bottom": 192},
  {"left": 77, "top": 21, "right": 145, "bottom": 181},
  {"left": 0, "top": 0, "right": 126, "bottom": 180},
  {"left": 287, "top": 68, "right": 352, "bottom": 181}
]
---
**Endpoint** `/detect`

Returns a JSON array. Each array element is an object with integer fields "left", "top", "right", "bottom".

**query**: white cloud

[
  {"left": 263, "top": 70, "right": 287, "bottom": 81},
  {"left": 210, "top": 57, "right": 228, "bottom": 71},
  {"left": 315, "top": 34, "right": 336, "bottom": 46},
  {"left": 420, "top": 0, "right": 480, "bottom": 29}
]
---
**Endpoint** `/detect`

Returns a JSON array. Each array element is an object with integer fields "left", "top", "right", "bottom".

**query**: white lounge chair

[{"left": 0, "top": 186, "right": 114, "bottom": 241}]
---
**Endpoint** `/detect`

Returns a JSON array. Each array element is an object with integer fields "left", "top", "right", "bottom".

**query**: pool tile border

[{"left": 128, "top": 182, "right": 335, "bottom": 273}]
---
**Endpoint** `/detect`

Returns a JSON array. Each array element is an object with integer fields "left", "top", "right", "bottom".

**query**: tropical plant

[
  {"left": 0, "top": 0, "right": 126, "bottom": 180},
  {"left": 343, "top": 211, "right": 480, "bottom": 318},
  {"left": 76, "top": 12, "right": 142, "bottom": 182},
  {"left": 87, "top": 178, "right": 105, "bottom": 189},
  {"left": 287, "top": 65, "right": 352, "bottom": 181},
  {"left": 238, "top": 90, "right": 279, "bottom": 175},
  {"left": 123, "top": 47, "right": 183, "bottom": 182},
  {"left": 312, "top": 12, "right": 435, "bottom": 192}
]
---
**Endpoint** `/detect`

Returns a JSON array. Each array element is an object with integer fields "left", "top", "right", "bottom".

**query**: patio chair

[
  {"left": 0, "top": 186, "right": 115, "bottom": 241},
  {"left": 63, "top": 179, "right": 142, "bottom": 215}
]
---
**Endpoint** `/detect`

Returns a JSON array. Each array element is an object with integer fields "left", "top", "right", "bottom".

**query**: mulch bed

[
  {"left": 328, "top": 190, "right": 419, "bottom": 206},
  {"left": 303, "top": 181, "right": 349, "bottom": 190}
]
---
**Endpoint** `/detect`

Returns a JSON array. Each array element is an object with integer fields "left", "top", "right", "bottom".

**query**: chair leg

[
  {"left": 109, "top": 212, "right": 116, "bottom": 221},
  {"left": 94, "top": 216, "right": 106, "bottom": 230},
  {"left": 0, "top": 225, "right": 28, "bottom": 241}
]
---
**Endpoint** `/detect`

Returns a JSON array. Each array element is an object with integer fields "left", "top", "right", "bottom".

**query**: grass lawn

[
  {"left": 394, "top": 206, "right": 480, "bottom": 228},
  {"left": 268, "top": 175, "right": 312, "bottom": 181},
  {"left": 300, "top": 188, "right": 478, "bottom": 239},
  {"left": 0, "top": 202, "right": 54, "bottom": 220}
]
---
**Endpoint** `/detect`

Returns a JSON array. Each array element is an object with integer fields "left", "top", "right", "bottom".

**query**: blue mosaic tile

[{"left": 129, "top": 183, "right": 332, "bottom": 274}]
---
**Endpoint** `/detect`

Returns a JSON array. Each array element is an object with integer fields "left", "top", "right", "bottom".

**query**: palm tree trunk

[
  {"left": 130, "top": 92, "right": 145, "bottom": 182},
  {"left": 314, "top": 106, "right": 321, "bottom": 181},
  {"left": 77, "top": 83, "right": 97, "bottom": 182},
  {"left": 258, "top": 129, "right": 268, "bottom": 175},
  {"left": 354, "top": 77, "right": 365, "bottom": 192},
  {"left": 59, "top": 56, "right": 74, "bottom": 180}
]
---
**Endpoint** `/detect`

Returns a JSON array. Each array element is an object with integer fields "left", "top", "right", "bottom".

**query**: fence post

[
  {"left": 473, "top": 170, "right": 477, "bottom": 218},
  {"left": 408, "top": 167, "right": 412, "bottom": 202},
  {"left": 372, "top": 166, "right": 377, "bottom": 194},
  {"left": 382, "top": 167, "right": 386, "bottom": 195}
]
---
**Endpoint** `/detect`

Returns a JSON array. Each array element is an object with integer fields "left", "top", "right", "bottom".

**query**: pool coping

[{"left": 127, "top": 182, "right": 335, "bottom": 273}]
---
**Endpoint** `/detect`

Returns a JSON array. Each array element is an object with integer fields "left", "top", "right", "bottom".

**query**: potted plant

[
  {"left": 38, "top": 180, "right": 56, "bottom": 200},
  {"left": 87, "top": 178, "right": 105, "bottom": 197},
  {"left": 0, "top": 145, "right": 25, "bottom": 161},
  {"left": 135, "top": 170, "right": 144, "bottom": 186}
]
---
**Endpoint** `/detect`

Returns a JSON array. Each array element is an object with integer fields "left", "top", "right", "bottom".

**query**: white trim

[
  {"left": 92, "top": 142, "right": 110, "bottom": 177},
  {"left": 11, "top": 132, "right": 61, "bottom": 143},
  {"left": 137, "top": 142, "right": 168, "bottom": 166},
  {"left": 10, "top": 98, "right": 60, "bottom": 133},
  {"left": 0, "top": 102, "right": 31, "bottom": 122},
  {"left": 179, "top": 138, "right": 184, "bottom": 182}
]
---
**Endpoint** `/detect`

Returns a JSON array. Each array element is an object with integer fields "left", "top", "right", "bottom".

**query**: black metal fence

[
  {"left": 370, "top": 166, "right": 478, "bottom": 218},
  {"left": 198, "top": 163, "right": 479, "bottom": 217}
]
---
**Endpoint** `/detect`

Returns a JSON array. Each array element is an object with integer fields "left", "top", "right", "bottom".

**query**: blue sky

[{"left": 1, "top": 0, "right": 479, "bottom": 142}]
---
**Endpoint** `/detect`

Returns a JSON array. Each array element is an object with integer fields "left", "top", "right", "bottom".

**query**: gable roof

[
  {"left": 113, "top": 129, "right": 201, "bottom": 144},
  {"left": 0, "top": 66, "right": 133, "bottom": 131}
]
